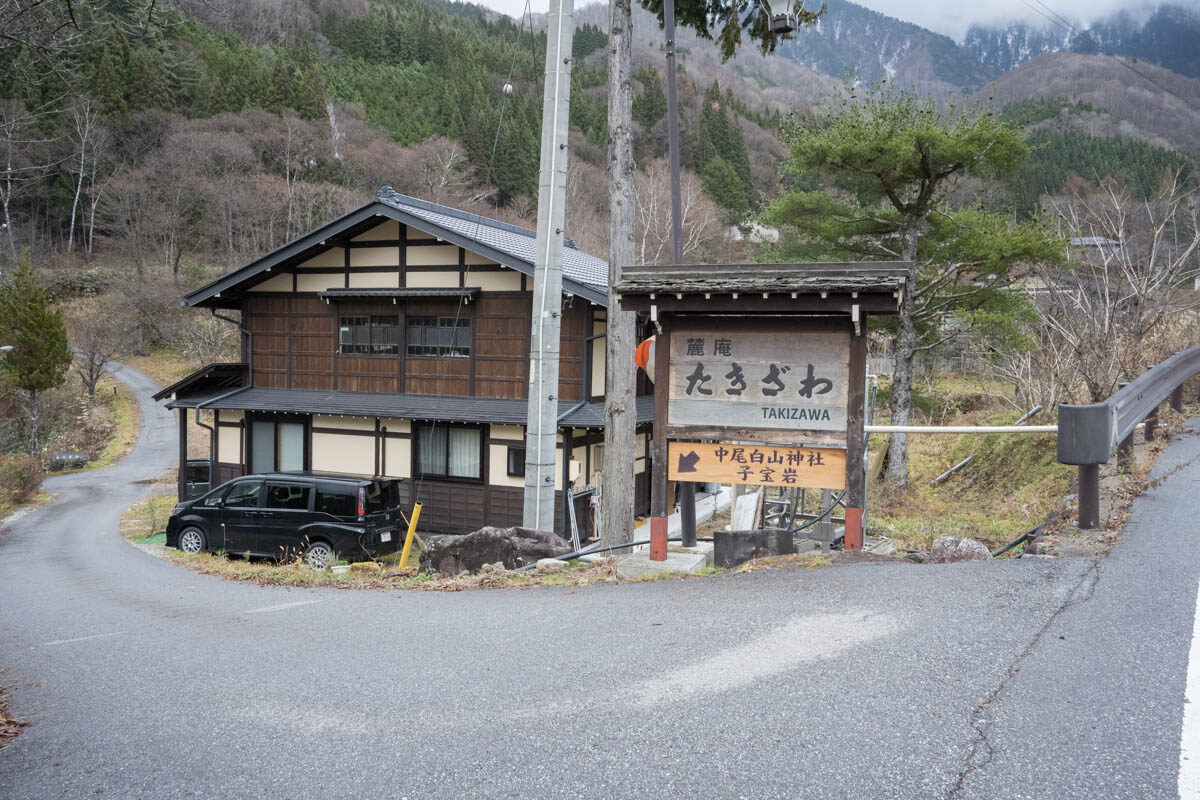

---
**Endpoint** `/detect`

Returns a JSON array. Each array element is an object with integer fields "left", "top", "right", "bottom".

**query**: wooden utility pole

[
  {"left": 662, "top": 0, "right": 698, "bottom": 549},
  {"left": 523, "top": 0, "right": 576, "bottom": 531},
  {"left": 600, "top": 0, "right": 638, "bottom": 549}
]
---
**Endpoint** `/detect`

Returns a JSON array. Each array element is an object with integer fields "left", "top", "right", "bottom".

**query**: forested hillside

[
  {"left": 0, "top": 0, "right": 791, "bottom": 275},
  {"left": 2, "top": 0, "right": 1197, "bottom": 277}
]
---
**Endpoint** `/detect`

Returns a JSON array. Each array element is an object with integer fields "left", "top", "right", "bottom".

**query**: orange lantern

[{"left": 634, "top": 336, "right": 655, "bottom": 382}]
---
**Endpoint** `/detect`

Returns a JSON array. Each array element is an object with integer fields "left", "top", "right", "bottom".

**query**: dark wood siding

[
  {"left": 473, "top": 294, "right": 530, "bottom": 399},
  {"left": 291, "top": 298, "right": 335, "bottom": 390},
  {"left": 243, "top": 289, "right": 597, "bottom": 402}
]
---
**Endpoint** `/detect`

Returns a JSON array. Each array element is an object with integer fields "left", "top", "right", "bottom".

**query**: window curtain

[
  {"left": 448, "top": 428, "right": 480, "bottom": 478},
  {"left": 418, "top": 425, "right": 447, "bottom": 475},
  {"left": 250, "top": 422, "right": 275, "bottom": 473},
  {"left": 278, "top": 423, "right": 304, "bottom": 471}
]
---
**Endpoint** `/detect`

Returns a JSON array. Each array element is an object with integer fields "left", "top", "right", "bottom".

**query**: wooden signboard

[
  {"left": 667, "top": 325, "right": 850, "bottom": 444},
  {"left": 668, "top": 441, "right": 846, "bottom": 489}
]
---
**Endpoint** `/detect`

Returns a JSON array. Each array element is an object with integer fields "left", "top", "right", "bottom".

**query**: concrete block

[
  {"left": 616, "top": 542, "right": 713, "bottom": 579},
  {"left": 713, "top": 529, "right": 794, "bottom": 568}
]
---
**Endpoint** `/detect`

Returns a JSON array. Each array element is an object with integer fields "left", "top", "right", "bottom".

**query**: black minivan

[{"left": 166, "top": 472, "right": 406, "bottom": 567}]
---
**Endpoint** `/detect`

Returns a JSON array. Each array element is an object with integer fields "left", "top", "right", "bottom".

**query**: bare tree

[
  {"left": 69, "top": 305, "right": 133, "bottom": 397},
  {"left": 634, "top": 158, "right": 718, "bottom": 265},
  {"left": 1039, "top": 173, "right": 1200, "bottom": 402},
  {"left": 64, "top": 94, "right": 101, "bottom": 253},
  {"left": 0, "top": 100, "right": 56, "bottom": 262},
  {"left": 601, "top": 0, "right": 638, "bottom": 549},
  {"left": 0, "top": 0, "right": 99, "bottom": 84}
]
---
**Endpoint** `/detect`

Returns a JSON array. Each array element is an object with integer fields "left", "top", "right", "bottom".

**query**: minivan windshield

[{"left": 364, "top": 480, "right": 400, "bottom": 513}]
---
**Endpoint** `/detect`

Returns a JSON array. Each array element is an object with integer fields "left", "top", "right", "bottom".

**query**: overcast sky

[{"left": 473, "top": 0, "right": 1192, "bottom": 41}]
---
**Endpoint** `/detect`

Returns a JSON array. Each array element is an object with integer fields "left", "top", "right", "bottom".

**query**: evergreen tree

[
  {"left": 695, "top": 81, "right": 754, "bottom": 210},
  {"left": 268, "top": 57, "right": 293, "bottom": 114},
  {"left": 127, "top": 47, "right": 174, "bottom": 110},
  {"left": 0, "top": 250, "right": 73, "bottom": 455},
  {"left": 766, "top": 86, "right": 1061, "bottom": 488},
  {"left": 700, "top": 155, "right": 748, "bottom": 220},
  {"left": 91, "top": 46, "right": 127, "bottom": 116},
  {"left": 632, "top": 67, "right": 666, "bottom": 130}
]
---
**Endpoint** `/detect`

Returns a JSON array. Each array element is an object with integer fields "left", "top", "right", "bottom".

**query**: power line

[
  {"left": 413, "top": 0, "right": 536, "bottom": 508},
  {"left": 1010, "top": 0, "right": 1200, "bottom": 116}
]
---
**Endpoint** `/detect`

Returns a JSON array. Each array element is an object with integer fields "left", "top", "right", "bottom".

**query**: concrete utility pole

[{"left": 523, "top": 0, "right": 576, "bottom": 531}]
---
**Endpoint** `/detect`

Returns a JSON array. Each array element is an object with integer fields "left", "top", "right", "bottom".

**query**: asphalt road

[{"left": 1, "top": 365, "right": 1198, "bottom": 799}]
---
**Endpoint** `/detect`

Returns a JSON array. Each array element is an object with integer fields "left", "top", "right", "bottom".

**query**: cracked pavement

[{"left": 1, "top": 369, "right": 1198, "bottom": 798}]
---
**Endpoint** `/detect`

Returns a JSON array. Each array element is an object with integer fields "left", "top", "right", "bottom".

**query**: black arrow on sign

[{"left": 676, "top": 451, "right": 700, "bottom": 473}]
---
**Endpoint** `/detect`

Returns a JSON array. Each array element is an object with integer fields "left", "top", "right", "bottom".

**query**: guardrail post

[
  {"left": 1171, "top": 384, "right": 1184, "bottom": 412},
  {"left": 1078, "top": 464, "right": 1100, "bottom": 529},
  {"left": 1117, "top": 431, "right": 1135, "bottom": 473},
  {"left": 1145, "top": 407, "right": 1159, "bottom": 441}
]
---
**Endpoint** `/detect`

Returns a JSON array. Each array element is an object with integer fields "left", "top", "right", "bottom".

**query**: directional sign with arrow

[
  {"left": 667, "top": 441, "right": 846, "bottom": 489},
  {"left": 676, "top": 450, "right": 700, "bottom": 473}
]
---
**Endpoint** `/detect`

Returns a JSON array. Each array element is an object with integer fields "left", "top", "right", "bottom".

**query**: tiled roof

[
  {"left": 375, "top": 188, "right": 607, "bottom": 291},
  {"left": 184, "top": 189, "right": 609, "bottom": 309},
  {"left": 164, "top": 386, "right": 654, "bottom": 429}
]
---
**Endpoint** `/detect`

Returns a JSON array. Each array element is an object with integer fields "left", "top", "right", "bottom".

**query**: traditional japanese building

[{"left": 154, "top": 188, "right": 654, "bottom": 534}]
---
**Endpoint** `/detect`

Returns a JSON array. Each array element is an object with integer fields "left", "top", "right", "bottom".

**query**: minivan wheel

[
  {"left": 179, "top": 527, "right": 205, "bottom": 554},
  {"left": 304, "top": 541, "right": 335, "bottom": 569}
]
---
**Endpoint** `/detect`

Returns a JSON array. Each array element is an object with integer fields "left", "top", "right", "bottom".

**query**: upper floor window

[
  {"left": 407, "top": 316, "right": 471, "bottom": 358},
  {"left": 339, "top": 315, "right": 400, "bottom": 355}
]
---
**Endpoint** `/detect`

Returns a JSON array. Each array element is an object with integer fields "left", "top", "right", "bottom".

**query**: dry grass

[
  {"left": 85, "top": 375, "right": 139, "bottom": 470},
  {"left": 159, "top": 549, "right": 631, "bottom": 591},
  {"left": 0, "top": 672, "right": 28, "bottom": 749},
  {"left": 124, "top": 347, "right": 205, "bottom": 387},
  {"left": 0, "top": 492, "right": 55, "bottom": 528},
  {"left": 121, "top": 492, "right": 178, "bottom": 544},
  {"left": 869, "top": 379, "right": 1072, "bottom": 551}
]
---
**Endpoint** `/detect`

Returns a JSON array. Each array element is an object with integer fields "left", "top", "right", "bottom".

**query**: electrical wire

[
  {"left": 1009, "top": 0, "right": 1200, "bottom": 115},
  {"left": 411, "top": 0, "right": 535, "bottom": 512}
]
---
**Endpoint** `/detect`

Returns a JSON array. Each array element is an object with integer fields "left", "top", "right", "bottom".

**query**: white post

[{"left": 524, "top": 0, "right": 575, "bottom": 531}]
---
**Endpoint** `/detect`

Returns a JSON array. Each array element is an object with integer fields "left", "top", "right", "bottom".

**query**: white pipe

[{"left": 865, "top": 425, "right": 1059, "bottom": 434}]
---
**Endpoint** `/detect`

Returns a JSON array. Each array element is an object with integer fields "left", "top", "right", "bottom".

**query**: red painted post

[
  {"left": 844, "top": 507, "right": 863, "bottom": 551},
  {"left": 1172, "top": 384, "right": 1184, "bottom": 412},
  {"left": 1078, "top": 463, "right": 1100, "bottom": 529},
  {"left": 650, "top": 516, "right": 668, "bottom": 561}
]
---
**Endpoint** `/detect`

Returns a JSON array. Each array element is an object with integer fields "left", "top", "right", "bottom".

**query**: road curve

[{"left": 1, "top": 368, "right": 1198, "bottom": 799}]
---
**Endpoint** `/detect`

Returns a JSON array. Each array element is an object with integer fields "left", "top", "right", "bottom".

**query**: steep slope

[
  {"left": 962, "top": 3, "right": 1200, "bottom": 79},
  {"left": 978, "top": 52, "right": 1200, "bottom": 154}
]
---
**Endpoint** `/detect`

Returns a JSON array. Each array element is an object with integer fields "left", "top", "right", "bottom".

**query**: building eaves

[{"left": 183, "top": 190, "right": 610, "bottom": 309}]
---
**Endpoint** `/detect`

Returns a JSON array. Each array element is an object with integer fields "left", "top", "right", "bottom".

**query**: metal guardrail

[{"left": 1057, "top": 343, "right": 1199, "bottom": 528}]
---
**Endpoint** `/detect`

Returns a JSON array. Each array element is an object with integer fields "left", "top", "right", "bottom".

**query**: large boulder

[
  {"left": 420, "top": 526, "right": 572, "bottom": 575},
  {"left": 929, "top": 536, "right": 992, "bottom": 564}
]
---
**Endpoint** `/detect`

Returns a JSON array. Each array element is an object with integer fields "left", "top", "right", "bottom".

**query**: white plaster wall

[
  {"left": 311, "top": 431, "right": 374, "bottom": 474},
  {"left": 383, "top": 438, "right": 411, "bottom": 478},
  {"left": 405, "top": 271, "right": 461, "bottom": 288},
  {"left": 353, "top": 220, "right": 400, "bottom": 241},
  {"left": 350, "top": 248, "right": 400, "bottom": 268},
  {"left": 300, "top": 249, "right": 345, "bottom": 268},
  {"left": 407, "top": 245, "right": 459, "bottom": 266},
  {"left": 314, "top": 414, "right": 374, "bottom": 432},
  {"left": 297, "top": 273, "right": 345, "bottom": 292},
  {"left": 248, "top": 273, "right": 292, "bottom": 292},
  {"left": 349, "top": 271, "right": 401, "bottom": 288},
  {"left": 463, "top": 271, "right": 521, "bottom": 291}
]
